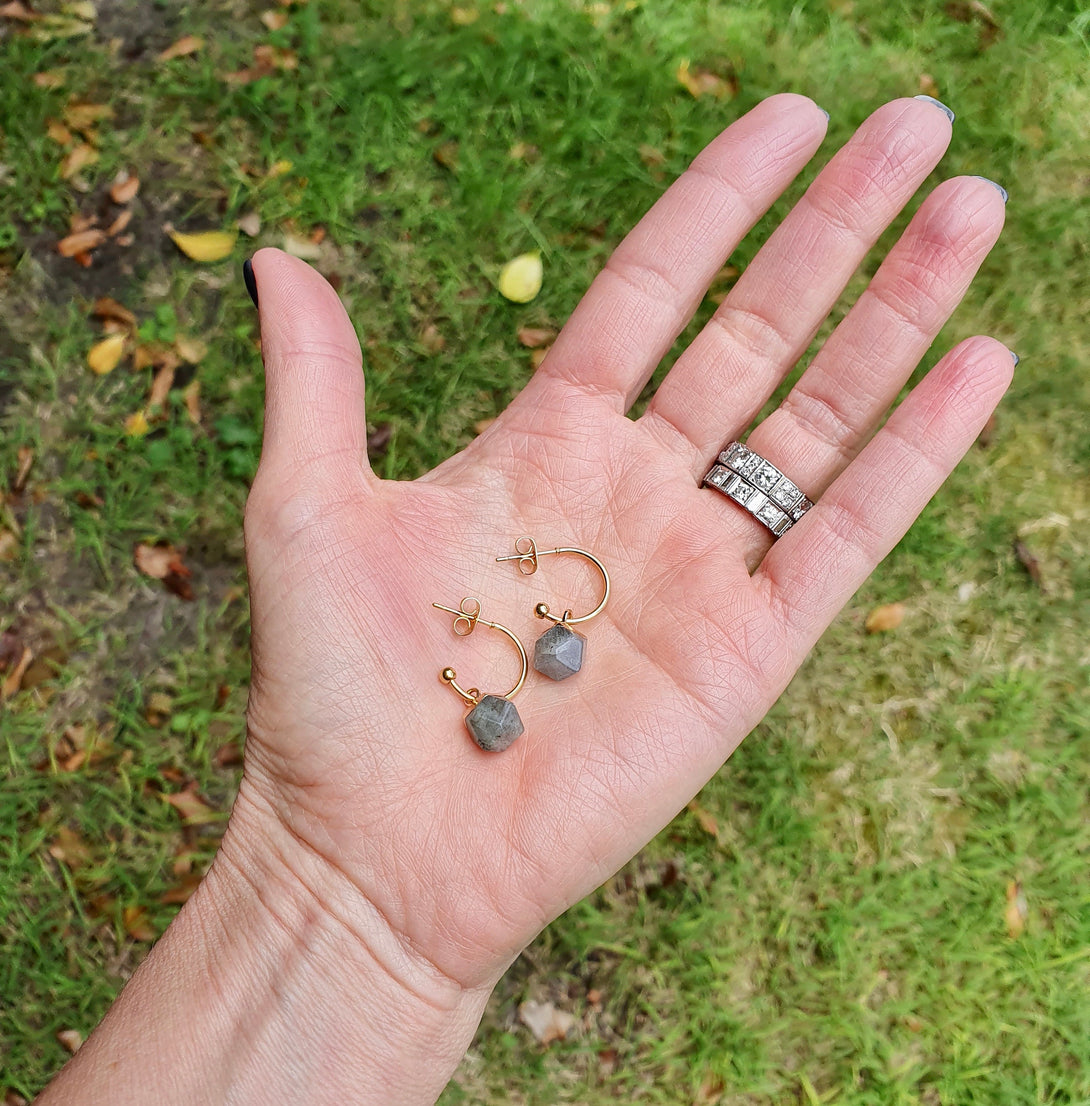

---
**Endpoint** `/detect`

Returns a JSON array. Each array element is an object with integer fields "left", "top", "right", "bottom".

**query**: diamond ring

[{"left": 702, "top": 441, "right": 814, "bottom": 537}]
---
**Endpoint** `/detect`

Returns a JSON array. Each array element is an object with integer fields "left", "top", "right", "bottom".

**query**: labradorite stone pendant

[
  {"left": 533, "top": 622, "right": 586, "bottom": 681},
  {"left": 465, "top": 695, "right": 525, "bottom": 752}
]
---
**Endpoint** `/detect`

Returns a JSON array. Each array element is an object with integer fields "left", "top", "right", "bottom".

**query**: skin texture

[{"left": 39, "top": 95, "right": 1012, "bottom": 1104}]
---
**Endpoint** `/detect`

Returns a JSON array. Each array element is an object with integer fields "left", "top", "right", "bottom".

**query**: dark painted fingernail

[
  {"left": 242, "top": 258, "right": 259, "bottom": 309},
  {"left": 1009, "top": 350, "right": 1020, "bottom": 366},
  {"left": 971, "top": 176, "right": 1008, "bottom": 203},
  {"left": 914, "top": 94, "right": 955, "bottom": 123}
]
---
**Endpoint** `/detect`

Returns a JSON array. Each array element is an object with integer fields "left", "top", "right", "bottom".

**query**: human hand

[{"left": 234, "top": 92, "right": 1010, "bottom": 1013}]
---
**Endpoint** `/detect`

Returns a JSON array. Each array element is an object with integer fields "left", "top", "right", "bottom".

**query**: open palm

[{"left": 235, "top": 95, "right": 1011, "bottom": 1002}]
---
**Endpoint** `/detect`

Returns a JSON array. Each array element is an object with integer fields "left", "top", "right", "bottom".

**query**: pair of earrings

[{"left": 432, "top": 537, "right": 610, "bottom": 753}]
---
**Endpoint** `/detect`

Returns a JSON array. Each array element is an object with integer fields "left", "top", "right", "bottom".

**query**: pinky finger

[{"left": 757, "top": 336, "right": 1015, "bottom": 641}]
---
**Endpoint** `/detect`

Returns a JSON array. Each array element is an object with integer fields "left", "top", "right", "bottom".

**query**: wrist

[{"left": 40, "top": 779, "right": 493, "bottom": 1106}]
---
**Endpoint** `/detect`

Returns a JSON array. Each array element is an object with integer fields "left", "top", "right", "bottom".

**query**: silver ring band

[{"left": 702, "top": 441, "right": 813, "bottom": 537}]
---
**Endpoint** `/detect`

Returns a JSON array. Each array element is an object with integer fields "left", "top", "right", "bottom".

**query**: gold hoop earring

[
  {"left": 432, "top": 597, "right": 528, "bottom": 752},
  {"left": 496, "top": 536, "right": 610, "bottom": 681}
]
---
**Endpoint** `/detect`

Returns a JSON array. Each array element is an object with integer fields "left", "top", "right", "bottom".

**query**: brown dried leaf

[
  {"left": 1, "top": 1, "right": 39, "bottom": 20},
  {"left": 0, "top": 530, "right": 17, "bottom": 562},
  {"left": 213, "top": 742, "right": 244, "bottom": 768},
  {"left": 57, "top": 227, "right": 105, "bottom": 257},
  {"left": 133, "top": 540, "right": 188, "bottom": 579},
  {"left": 0, "top": 631, "right": 23, "bottom": 672},
  {"left": 148, "top": 364, "right": 175, "bottom": 410},
  {"left": 63, "top": 101, "right": 112, "bottom": 130},
  {"left": 174, "top": 335, "right": 207, "bottom": 364},
  {"left": 183, "top": 380, "right": 202, "bottom": 425},
  {"left": 517, "top": 325, "right": 556, "bottom": 349},
  {"left": 865, "top": 601, "right": 906, "bottom": 634},
  {"left": 918, "top": 73, "right": 941, "bottom": 99},
  {"left": 92, "top": 296, "right": 136, "bottom": 328},
  {"left": 109, "top": 170, "right": 140, "bottom": 204},
  {"left": 1005, "top": 880, "right": 1027, "bottom": 938},
  {"left": 529, "top": 346, "right": 551, "bottom": 370},
  {"left": 13, "top": 445, "right": 34, "bottom": 492},
  {"left": 1, "top": 645, "right": 32, "bottom": 701},
  {"left": 5, "top": 1090, "right": 29, "bottom": 1105},
  {"left": 161, "top": 873, "right": 203, "bottom": 904},
  {"left": 60, "top": 142, "right": 98, "bottom": 179},
  {"left": 675, "top": 60, "right": 736, "bottom": 100},
  {"left": 162, "top": 788, "right": 219, "bottom": 825},
  {"left": 433, "top": 139, "right": 459, "bottom": 171},
  {"left": 638, "top": 143, "right": 666, "bottom": 168},
  {"left": 145, "top": 691, "right": 173, "bottom": 727},
  {"left": 281, "top": 232, "right": 322, "bottom": 260},
  {"left": 687, "top": 798, "right": 720, "bottom": 840},
  {"left": 517, "top": 1000, "right": 576, "bottom": 1045},
  {"left": 1013, "top": 540, "right": 1044, "bottom": 590},
  {"left": 123, "top": 905, "right": 157, "bottom": 941},
  {"left": 158, "top": 33, "right": 204, "bottom": 61},
  {"left": 474, "top": 417, "right": 496, "bottom": 435},
  {"left": 419, "top": 323, "right": 446, "bottom": 355},
  {"left": 260, "top": 8, "right": 289, "bottom": 29},
  {"left": 47, "top": 119, "right": 74, "bottom": 146},
  {"left": 48, "top": 825, "right": 92, "bottom": 869},
  {"left": 56, "top": 1029, "right": 83, "bottom": 1054},
  {"left": 34, "top": 67, "right": 66, "bottom": 87}
]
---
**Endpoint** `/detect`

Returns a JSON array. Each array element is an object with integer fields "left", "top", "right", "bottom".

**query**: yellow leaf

[
  {"left": 168, "top": 228, "right": 238, "bottom": 262},
  {"left": 498, "top": 251, "right": 543, "bottom": 303},
  {"left": 267, "top": 158, "right": 293, "bottom": 178},
  {"left": 87, "top": 333, "right": 126, "bottom": 375},
  {"left": 158, "top": 33, "right": 204, "bottom": 62},
  {"left": 865, "top": 602, "right": 906, "bottom": 634},
  {"left": 124, "top": 411, "right": 149, "bottom": 437}
]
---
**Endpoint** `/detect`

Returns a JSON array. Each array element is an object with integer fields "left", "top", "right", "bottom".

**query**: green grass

[{"left": 2, "top": 0, "right": 1089, "bottom": 1101}]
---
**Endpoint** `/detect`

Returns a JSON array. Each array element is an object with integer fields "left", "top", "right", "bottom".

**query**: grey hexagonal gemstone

[
  {"left": 465, "top": 695, "right": 524, "bottom": 752},
  {"left": 533, "top": 623, "right": 586, "bottom": 681}
]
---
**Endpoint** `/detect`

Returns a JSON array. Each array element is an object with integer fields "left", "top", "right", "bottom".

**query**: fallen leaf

[
  {"left": 161, "top": 873, "right": 203, "bottom": 904},
  {"left": 1, "top": 1, "right": 39, "bottom": 20},
  {"left": 46, "top": 119, "right": 74, "bottom": 146},
  {"left": 56, "top": 1029, "right": 83, "bottom": 1054},
  {"left": 0, "top": 631, "right": 23, "bottom": 672},
  {"left": 508, "top": 141, "right": 539, "bottom": 162},
  {"left": 34, "top": 68, "right": 66, "bottom": 87},
  {"left": 518, "top": 1000, "right": 576, "bottom": 1045},
  {"left": 268, "top": 158, "right": 293, "bottom": 178},
  {"left": 124, "top": 411, "right": 149, "bottom": 438},
  {"left": 1005, "top": 880, "right": 1027, "bottom": 938},
  {"left": 174, "top": 335, "right": 207, "bottom": 364},
  {"left": 63, "top": 102, "right": 112, "bottom": 131},
  {"left": 213, "top": 742, "right": 244, "bottom": 768},
  {"left": 260, "top": 8, "right": 289, "bottom": 30},
  {"left": 687, "top": 798, "right": 720, "bottom": 840},
  {"left": 281, "top": 231, "right": 322, "bottom": 260},
  {"left": 158, "top": 34, "right": 204, "bottom": 61},
  {"left": 109, "top": 170, "right": 140, "bottom": 204},
  {"left": 529, "top": 347, "right": 550, "bottom": 370},
  {"left": 498, "top": 251, "right": 543, "bottom": 303},
  {"left": 31, "top": 13, "right": 93, "bottom": 40},
  {"left": 5, "top": 1089, "right": 29, "bottom": 1105},
  {"left": 106, "top": 209, "right": 132, "bottom": 237},
  {"left": 1, "top": 644, "right": 31, "bottom": 699},
  {"left": 183, "top": 380, "right": 202, "bottom": 424},
  {"left": 60, "top": 142, "right": 99, "bottom": 179},
  {"left": 237, "top": 211, "right": 261, "bottom": 237},
  {"left": 865, "top": 601, "right": 906, "bottom": 634},
  {"left": 48, "top": 825, "right": 92, "bottom": 869},
  {"left": 450, "top": 6, "right": 479, "bottom": 24},
  {"left": 419, "top": 323, "right": 446, "bottom": 355},
  {"left": 1013, "top": 540, "right": 1043, "bottom": 590},
  {"left": 254, "top": 43, "right": 297, "bottom": 70},
  {"left": 517, "top": 325, "right": 556, "bottom": 348},
  {"left": 13, "top": 445, "right": 33, "bottom": 492},
  {"left": 474, "top": 417, "right": 496, "bottom": 434},
  {"left": 134, "top": 541, "right": 194, "bottom": 599},
  {"left": 638, "top": 143, "right": 666, "bottom": 168},
  {"left": 675, "top": 59, "right": 736, "bottom": 100},
  {"left": 66, "top": 1, "right": 96, "bottom": 19},
  {"left": 57, "top": 227, "right": 105, "bottom": 257},
  {"left": 168, "top": 227, "right": 238, "bottom": 262},
  {"left": 433, "top": 139, "right": 459, "bottom": 171},
  {"left": 87, "top": 333, "right": 126, "bottom": 375},
  {"left": 148, "top": 363, "right": 175, "bottom": 409},
  {"left": 123, "top": 905, "right": 158, "bottom": 941},
  {"left": 0, "top": 530, "right": 17, "bottom": 562},
  {"left": 145, "top": 691, "right": 173, "bottom": 727},
  {"left": 918, "top": 73, "right": 941, "bottom": 99},
  {"left": 162, "top": 788, "right": 219, "bottom": 825}
]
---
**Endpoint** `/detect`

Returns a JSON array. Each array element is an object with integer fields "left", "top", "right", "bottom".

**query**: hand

[{"left": 236, "top": 94, "right": 1010, "bottom": 999}]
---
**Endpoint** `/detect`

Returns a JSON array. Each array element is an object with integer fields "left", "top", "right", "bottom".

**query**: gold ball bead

[
  {"left": 441, "top": 667, "right": 456, "bottom": 682},
  {"left": 534, "top": 602, "right": 550, "bottom": 619}
]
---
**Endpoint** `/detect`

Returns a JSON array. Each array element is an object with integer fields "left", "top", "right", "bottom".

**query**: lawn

[{"left": 1, "top": 1, "right": 1088, "bottom": 1102}]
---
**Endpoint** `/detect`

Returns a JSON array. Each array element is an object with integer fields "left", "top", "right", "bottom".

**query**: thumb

[{"left": 248, "top": 247, "right": 371, "bottom": 481}]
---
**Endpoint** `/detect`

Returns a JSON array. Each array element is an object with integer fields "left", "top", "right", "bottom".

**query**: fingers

[
  {"left": 756, "top": 336, "right": 1014, "bottom": 640},
  {"left": 250, "top": 247, "right": 372, "bottom": 485},
  {"left": 643, "top": 96, "right": 955, "bottom": 461},
  {"left": 512, "top": 94, "right": 828, "bottom": 417},
  {"left": 703, "top": 174, "right": 1007, "bottom": 563}
]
